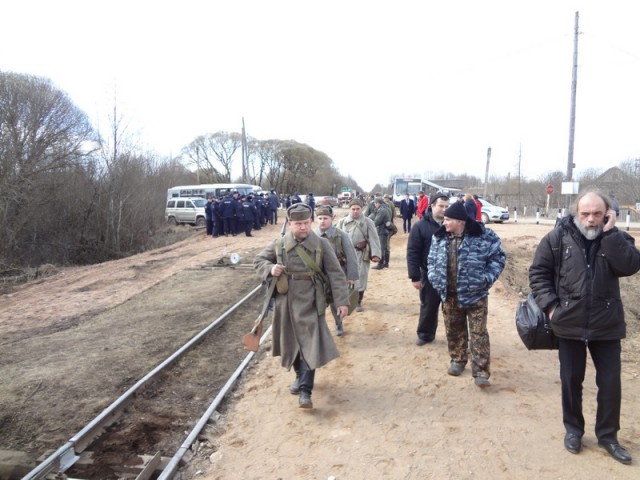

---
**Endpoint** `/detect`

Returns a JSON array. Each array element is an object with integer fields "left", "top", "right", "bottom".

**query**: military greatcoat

[{"left": 254, "top": 230, "right": 349, "bottom": 370}]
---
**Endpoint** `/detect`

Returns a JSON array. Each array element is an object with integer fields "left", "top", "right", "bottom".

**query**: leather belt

[{"left": 288, "top": 273, "right": 314, "bottom": 280}]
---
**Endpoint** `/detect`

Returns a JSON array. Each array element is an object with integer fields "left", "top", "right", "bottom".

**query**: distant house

[{"left": 582, "top": 167, "right": 639, "bottom": 208}]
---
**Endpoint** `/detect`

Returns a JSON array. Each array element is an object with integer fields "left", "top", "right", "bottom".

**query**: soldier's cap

[
  {"left": 383, "top": 194, "right": 391, "bottom": 199},
  {"left": 315, "top": 205, "right": 333, "bottom": 217},
  {"left": 348, "top": 198, "right": 363, "bottom": 208},
  {"left": 374, "top": 198, "right": 384, "bottom": 205},
  {"left": 287, "top": 203, "right": 312, "bottom": 221}
]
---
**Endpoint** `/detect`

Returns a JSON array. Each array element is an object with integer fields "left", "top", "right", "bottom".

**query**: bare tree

[
  {"left": 0, "top": 71, "right": 97, "bottom": 266},
  {"left": 181, "top": 131, "right": 241, "bottom": 182}
]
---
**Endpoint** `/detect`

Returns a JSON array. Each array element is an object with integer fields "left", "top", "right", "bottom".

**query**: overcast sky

[{"left": 2, "top": 0, "right": 639, "bottom": 191}]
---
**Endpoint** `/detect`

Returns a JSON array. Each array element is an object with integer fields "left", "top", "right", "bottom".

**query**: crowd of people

[{"left": 250, "top": 189, "right": 638, "bottom": 467}]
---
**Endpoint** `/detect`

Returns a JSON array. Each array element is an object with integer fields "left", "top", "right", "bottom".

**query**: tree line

[
  {"left": 0, "top": 71, "right": 360, "bottom": 271},
  {"left": 2, "top": 71, "right": 638, "bottom": 272}
]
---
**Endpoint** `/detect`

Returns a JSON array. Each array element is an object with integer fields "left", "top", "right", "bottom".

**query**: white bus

[
  {"left": 392, "top": 177, "right": 460, "bottom": 205},
  {"left": 392, "top": 177, "right": 427, "bottom": 205},
  {"left": 166, "top": 183, "right": 261, "bottom": 200}
]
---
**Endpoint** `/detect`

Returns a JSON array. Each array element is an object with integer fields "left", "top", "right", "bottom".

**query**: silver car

[
  {"left": 165, "top": 197, "right": 207, "bottom": 226},
  {"left": 479, "top": 198, "right": 509, "bottom": 223}
]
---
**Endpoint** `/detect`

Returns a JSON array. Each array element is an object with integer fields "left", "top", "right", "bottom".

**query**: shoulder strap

[
  {"left": 296, "top": 245, "right": 322, "bottom": 275},
  {"left": 276, "top": 237, "right": 286, "bottom": 265},
  {"left": 335, "top": 231, "right": 343, "bottom": 258},
  {"left": 354, "top": 220, "right": 368, "bottom": 239}
]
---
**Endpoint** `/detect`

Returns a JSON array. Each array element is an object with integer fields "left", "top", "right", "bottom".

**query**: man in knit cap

[{"left": 427, "top": 200, "right": 506, "bottom": 388}]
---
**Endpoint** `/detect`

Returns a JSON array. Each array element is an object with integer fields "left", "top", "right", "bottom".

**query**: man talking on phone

[{"left": 529, "top": 191, "right": 640, "bottom": 465}]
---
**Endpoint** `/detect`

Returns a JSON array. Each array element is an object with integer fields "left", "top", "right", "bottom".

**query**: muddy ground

[{"left": 1, "top": 214, "right": 639, "bottom": 479}]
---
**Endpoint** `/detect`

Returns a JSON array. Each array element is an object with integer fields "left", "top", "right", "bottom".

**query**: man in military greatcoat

[{"left": 254, "top": 203, "right": 350, "bottom": 409}]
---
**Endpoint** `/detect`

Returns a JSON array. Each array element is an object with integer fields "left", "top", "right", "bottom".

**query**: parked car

[
  {"left": 478, "top": 198, "right": 509, "bottom": 223},
  {"left": 165, "top": 197, "right": 207, "bottom": 226},
  {"left": 317, "top": 196, "right": 339, "bottom": 208}
]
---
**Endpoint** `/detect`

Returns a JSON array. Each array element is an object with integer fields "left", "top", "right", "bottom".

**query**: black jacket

[
  {"left": 406, "top": 212, "right": 441, "bottom": 282},
  {"left": 529, "top": 216, "right": 640, "bottom": 341}
]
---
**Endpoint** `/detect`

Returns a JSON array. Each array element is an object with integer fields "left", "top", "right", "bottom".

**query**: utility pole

[
  {"left": 566, "top": 11, "right": 579, "bottom": 183},
  {"left": 483, "top": 146, "right": 491, "bottom": 199},
  {"left": 241, "top": 117, "right": 248, "bottom": 182},
  {"left": 518, "top": 144, "right": 521, "bottom": 214}
]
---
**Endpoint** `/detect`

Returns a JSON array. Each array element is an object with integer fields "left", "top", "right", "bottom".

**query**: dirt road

[
  {"left": 1, "top": 216, "right": 639, "bottom": 479},
  {"left": 191, "top": 220, "right": 640, "bottom": 480}
]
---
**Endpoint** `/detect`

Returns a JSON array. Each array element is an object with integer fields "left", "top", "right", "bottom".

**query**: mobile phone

[{"left": 604, "top": 215, "right": 610, "bottom": 223}]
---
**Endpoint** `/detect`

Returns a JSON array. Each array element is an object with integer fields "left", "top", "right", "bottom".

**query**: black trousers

[
  {"left": 417, "top": 280, "right": 441, "bottom": 341},
  {"left": 558, "top": 338, "right": 621, "bottom": 442},
  {"left": 403, "top": 217, "right": 412, "bottom": 233}
]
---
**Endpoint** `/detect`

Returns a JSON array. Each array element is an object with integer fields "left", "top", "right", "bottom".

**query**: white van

[{"left": 165, "top": 197, "right": 207, "bottom": 226}]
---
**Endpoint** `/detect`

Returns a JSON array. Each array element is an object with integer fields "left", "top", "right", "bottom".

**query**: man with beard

[
  {"left": 254, "top": 204, "right": 350, "bottom": 409},
  {"left": 407, "top": 192, "right": 449, "bottom": 345},
  {"left": 529, "top": 191, "right": 640, "bottom": 465}
]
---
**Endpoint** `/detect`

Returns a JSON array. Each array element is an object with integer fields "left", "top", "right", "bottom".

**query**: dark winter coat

[
  {"left": 464, "top": 198, "right": 477, "bottom": 220},
  {"left": 427, "top": 219, "right": 506, "bottom": 305},
  {"left": 220, "top": 197, "right": 236, "bottom": 218},
  {"left": 406, "top": 213, "right": 441, "bottom": 283},
  {"left": 240, "top": 200, "right": 257, "bottom": 222},
  {"left": 400, "top": 198, "right": 416, "bottom": 219},
  {"left": 529, "top": 216, "right": 640, "bottom": 341},
  {"left": 268, "top": 193, "right": 279, "bottom": 210}
]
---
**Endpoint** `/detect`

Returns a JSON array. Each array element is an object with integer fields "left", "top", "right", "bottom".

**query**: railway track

[{"left": 16, "top": 279, "right": 271, "bottom": 480}]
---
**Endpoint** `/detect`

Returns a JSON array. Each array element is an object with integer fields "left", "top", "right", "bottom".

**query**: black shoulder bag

[{"left": 515, "top": 230, "right": 562, "bottom": 350}]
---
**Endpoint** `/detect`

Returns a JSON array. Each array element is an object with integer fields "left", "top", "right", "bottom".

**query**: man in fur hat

[
  {"left": 427, "top": 200, "right": 506, "bottom": 388},
  {"left": 254, "top": 203, "right": 350, "bottom": 409}
]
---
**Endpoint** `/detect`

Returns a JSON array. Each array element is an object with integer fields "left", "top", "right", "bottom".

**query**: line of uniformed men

[{"left": 205, "top": 190, "right": 280, "bottom": 238}]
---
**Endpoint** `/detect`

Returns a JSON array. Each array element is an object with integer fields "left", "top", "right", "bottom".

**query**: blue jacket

[{"left": 427, "top": 219, "right": 506, "bottom": 305}]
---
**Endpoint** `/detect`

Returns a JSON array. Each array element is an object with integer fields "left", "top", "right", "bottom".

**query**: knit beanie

[{"left": 443, "top": 201, "right": 468, "bottom": 221}]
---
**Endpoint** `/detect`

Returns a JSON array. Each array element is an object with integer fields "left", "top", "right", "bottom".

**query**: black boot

[
  {"left": 384, "top": 249, "right": 390, "bottom": 268},
  {"left": 297, "top": 359, "right": 315, "bottom": 408},
  {"left": 289, "top": 360, "right": 301, "bottom": 394},
  {"left": 289, "top": 376, "right": 301, "bottom": 394},
  {"left": 299, "top": 390, "right": 313, "bottom": 408},
  {"left": 355, "top": 291, "right": 364, "bottom": 312}
]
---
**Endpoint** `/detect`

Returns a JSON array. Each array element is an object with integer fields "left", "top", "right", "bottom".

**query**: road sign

[{"left": 546, "top": 185, "right": 554, "bottom": 195}]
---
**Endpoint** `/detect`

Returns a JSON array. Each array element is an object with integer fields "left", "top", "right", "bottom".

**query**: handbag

[
  {"left": 515, "top": 293, "right": 558, "bottom": 350},
  {"left": 516, "top": 227, "right": 562, "bottom": 350}
]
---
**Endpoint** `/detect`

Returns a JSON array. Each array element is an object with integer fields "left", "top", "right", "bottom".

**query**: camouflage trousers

[{"left": 442, "top": 296, "right": 490, "bottom": 378}]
